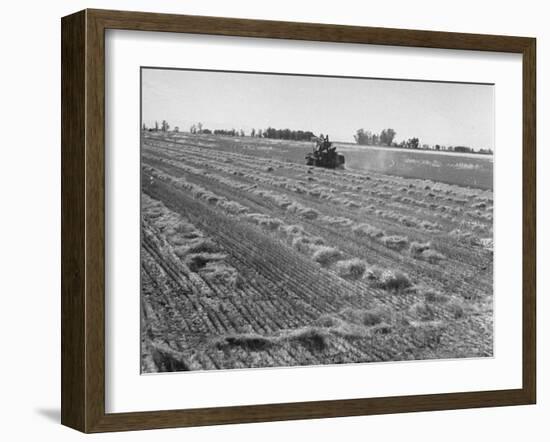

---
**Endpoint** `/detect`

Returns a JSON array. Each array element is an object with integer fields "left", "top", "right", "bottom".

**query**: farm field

[
  {"left": 140, "top": 132, "right": 494, "bottom": 373},
  {"left": 340, "top": 146, "right": 493, "bottom": 190},
  {"left": 167, "top": 134, "right": 494, "bottom": 190}
]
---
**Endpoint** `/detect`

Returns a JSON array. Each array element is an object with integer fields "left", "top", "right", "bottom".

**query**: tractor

[{"left": 305, "top": 134, "right": 345, "bottom": 169}]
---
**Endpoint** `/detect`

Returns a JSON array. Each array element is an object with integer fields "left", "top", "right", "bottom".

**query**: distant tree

[
  {"left": 240, "top": 129, "right": 245, "bottom": 137},
  {"left": 355, "top": 128, "right": 397, "bottom": 146},
  {"left": 380, "top": 128, "right": 397, "bottom": 146},
  {"left": 354, "top": 129, "right": 376, "bottom": 145},
  {"left": 202, "top": 129, "right": 212, "bottom": 134},
  {"left": 251, "top": 128, "right": 256, "bottom": 137},
  {"left": 213, "top": 129, "right": 241, "bottom": 136},
  {"left": 259, "top": 127, "right": 315, "bottom": 141},
  {"left": 161, "top": 120, "right": 170, "bottom": 132},
  {"left": 405, "top": 137, "right": 420, "bottom": 149},
  {"left": 354, "top": 129, "right": 365, "bottom": 145},
  {"left": 142, "top": 123, "right": 147, "bottom": 131},
  {"left": 453, "top": 145, "right": 473, "bottom": 153},
  {"left": 173, "top": 126, "right": 179, "bottom": 133},
  {"left": 197, "top": 122, "right": 203, "bottom": 134},
  {"left": 154, "top": 121, "right": 159, "bottom": 132}
]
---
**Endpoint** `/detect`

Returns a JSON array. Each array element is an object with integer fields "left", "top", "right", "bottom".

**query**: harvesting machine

[{"left": 305, "top": 135, "right": 345, "bottom": 169}]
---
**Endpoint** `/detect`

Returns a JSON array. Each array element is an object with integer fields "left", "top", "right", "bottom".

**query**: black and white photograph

[{"left": 140, "top": 67, "right": 494, "bottom": 373}]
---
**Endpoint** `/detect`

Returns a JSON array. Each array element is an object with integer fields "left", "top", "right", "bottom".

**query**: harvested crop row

[
  {"left": 147, "top": 137, "right": 493, "bottom": 214},
  {"left": 144, "top": 164, "right": 432, "bottom": 298},
  {"left": 144, "top": 147, "right": 490, "bottom": 306},
  {"left": 143, "top": 152, "right": 488, "bottom": 309},
  {"left": 140, "top": 133, "right": 493, "bottom": 370},
  {"left": 147, "top": 155, "right": 452, "bottom": 265},
  {"left": 143, "top": 166, "right": 469, "bottom": 331},
  {"left": 142, "top": 197, "right": 335, "bottom": 367},
  {"left": 143, "top": 141, "right": 486, "bottom": 234},
  {"left": 149, "top": 144, "right": 467, "bottom": 233}
]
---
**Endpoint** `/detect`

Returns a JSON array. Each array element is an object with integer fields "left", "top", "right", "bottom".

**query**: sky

[{"left": 142, "top": 68, "right": 494, "bottom": 150}]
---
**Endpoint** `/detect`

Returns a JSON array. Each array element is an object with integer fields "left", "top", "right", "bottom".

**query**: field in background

[
  {"left": 341, "top": 146, "right": 493, "bottom": 190},
  {"left": 170, "top": 135, "right": 493, "bottom": 190},
  {"left": 141, "top": 132, "right": 493, "bottom": 373}
]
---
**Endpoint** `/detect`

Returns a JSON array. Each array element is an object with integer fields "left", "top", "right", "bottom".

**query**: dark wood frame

[{"left": 61, "top": 8, "right": 536, "bottom": 433}]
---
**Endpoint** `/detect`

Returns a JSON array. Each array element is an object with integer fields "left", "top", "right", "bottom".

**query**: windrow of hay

[
  {"left": 183, "top": 238, "right": 220, "bottom": 255},
  {"left": 409, "top": 241, "right": 431, "bottom": 256},
  {"left": 352, "top": 223, "right": 385, "bottom": 239},
  {"left": 213, "top": 312, "right": 413, "bottom": 355},
  {"left": 314, "top": 314, "right": 345, "bottom": 328},
  {"left": 315, "top": 317, "right": 369, "bottom": 339},
  {"left": 149, "top": 342, "right": 190, "bottom": 372},
  {"left": 280, "top": 224, "right": 305, "bottom": 237},
  {"left": 381, "top": 235, "right": 409, "bottom": 251},
  {"left": 166, "top": 223, "right": 203, "bottom": 243},
  {"left": 472, "top": 201, "right": 487, "bottom": 210},
  {"left": 145, "top": 166, "right": 257, "bottom": 222},
  {"left": 260, "top": 217, "right": 355, "bottom": 274},
  {"left": 291, "top": 235, "right": 324, "bottom": 254},
  {"left": 421, "top": 220, "right": 441, "bottom": 231},
  {"left": 344, "top": 200, "right": 361, "bottom": 209},
  {"left": 419, "top": 249, "right": 446, "bottom": 264},
  {"left": 184, "top": 252, "right": 226, "bottom": 272},
  {"left": 280, "top": 327, "right": 329, "bottom": 352},
  {"left": 245, "top": 213, "right": 282, "bottom": 231},
  {"left": 323, "top": 216, "right": 355, "bottom": 227},
  {"left": 367, "top": 268, "right": 412, "bottom": 292},
  {"left": 200, "top": 263, "right": 243, "bottom": 289},
  {"left": 171, "top": 220, "right": 198, "bottom": 235},
  {"left": 341, "top": 306, "right": 390, "bottom": 327},
  {"left": 214, "top": 333, "right": 275, "bottom": 351},
  {"left": 215, "top": 327, "right": 330, "bottom": 353},
  {"left": 142, "top": 193, "right": 247, "bottom": 291},
  {"left": 287, "top": 202, "right": 320, "bottom": 220},
  {"left": 311, "top": 246, "right": 343, "bottom": 266},
  {"left": 409, "top": 241, "right": 446, "bottom": 264},
  {"left": 219, "top": 200, "right": 248, "bottom": 214},
  {"left": 334, "top": 258, "right": 368, "bottom": 280}
]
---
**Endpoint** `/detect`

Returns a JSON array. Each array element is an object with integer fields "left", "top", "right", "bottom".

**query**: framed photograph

[{"left": 61, "top": 9, "right": 536, "bottom": 433}]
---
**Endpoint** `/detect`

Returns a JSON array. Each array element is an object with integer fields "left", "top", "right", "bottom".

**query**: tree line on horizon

[
  {"left": 141, "top": 121, "right": 492, "bottom": 154},
  {"left": 353, "top": 127, "right": 492, "bottom": 154},
  {"left": 355, "top": 128, "right": 421, "bottom": 150},
  {"left": 143, "top": 121, "right": 316, "bottom": 141}
]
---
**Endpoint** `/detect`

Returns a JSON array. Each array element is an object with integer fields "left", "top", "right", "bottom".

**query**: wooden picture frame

[{"left": 61, "top": 8, "right": 536, "bottom": 433}]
